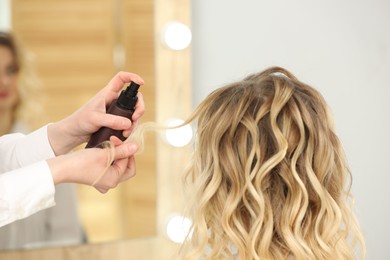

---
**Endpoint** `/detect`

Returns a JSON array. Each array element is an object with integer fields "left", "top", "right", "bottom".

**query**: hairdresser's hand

[
  {"left": 48, "top": 71, "right": 145, "bottom": 155},
  {"left": 47, "top": 141, "right": 139, "bottom": 193}
]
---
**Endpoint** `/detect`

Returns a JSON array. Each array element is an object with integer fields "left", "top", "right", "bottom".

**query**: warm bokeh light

[
  {"left": 164, "top": 119, "right": 193, "bottom": 147},
  {"left": 166, "top": 215, "right": 192, "bottom": 244},
  {"left": 162, "top": 22, "right": 192, "bottom": 50}
]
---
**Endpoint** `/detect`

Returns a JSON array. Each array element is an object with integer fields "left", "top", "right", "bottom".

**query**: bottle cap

[{"left": 117, "top": 82, "right": 140, "bottom": 110}]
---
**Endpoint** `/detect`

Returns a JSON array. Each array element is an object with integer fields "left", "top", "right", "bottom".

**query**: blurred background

[{"left": 0, "top": 0, "right": 389, "bottom": 259}]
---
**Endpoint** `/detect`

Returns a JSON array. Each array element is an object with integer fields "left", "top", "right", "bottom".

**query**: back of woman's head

[{"left": 182, "top": 67, "right": 365, "bottom": 259}]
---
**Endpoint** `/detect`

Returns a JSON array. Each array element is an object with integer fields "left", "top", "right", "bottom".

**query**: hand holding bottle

[
  {"left": 47, "top": 71, "right": 145, "bottom": 155},
  {"left": 86, "top": 81, "right": 141, "bottom": 148}
]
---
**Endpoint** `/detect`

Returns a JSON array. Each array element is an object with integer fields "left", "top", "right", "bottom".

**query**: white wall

[{"left": 191, "top": 0, "right": 390, "bottom": 259}]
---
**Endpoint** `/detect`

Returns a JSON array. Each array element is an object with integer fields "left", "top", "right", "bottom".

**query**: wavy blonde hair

[
  {"left": 110, "top": 66, "right": 365, "bottom": 259},
  {"left": 178, "top": 67, "right": 365, "bottom": 259}
]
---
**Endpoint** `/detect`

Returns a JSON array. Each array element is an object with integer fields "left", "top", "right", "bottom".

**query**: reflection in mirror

[{"left": 0, "top": 0, "right": 156, "bottom": 250}]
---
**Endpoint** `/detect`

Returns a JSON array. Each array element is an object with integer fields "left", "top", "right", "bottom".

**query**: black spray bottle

[{"left": 85, "top": 81, "right": 140, "bottom": 148}]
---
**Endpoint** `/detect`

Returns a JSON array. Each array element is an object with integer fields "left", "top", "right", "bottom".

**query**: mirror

[
  {"left": 1, "top": 0, "right": 157, "bottom": 249},
  {"left": 1, "top": 0, "right": 191, "bottom": 256}
]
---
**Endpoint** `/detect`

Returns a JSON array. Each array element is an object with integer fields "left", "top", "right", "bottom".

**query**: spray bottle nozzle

[
  {"left": 124, "top": 81, "right": 140, "bottom": 97},
  {"left": 117, "top": 81, "right": 140, "bottom": 110}
]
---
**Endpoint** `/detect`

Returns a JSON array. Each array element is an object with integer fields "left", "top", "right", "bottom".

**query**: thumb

[{"left": 114, "top": 142, "right": 138, "bottom": 160}]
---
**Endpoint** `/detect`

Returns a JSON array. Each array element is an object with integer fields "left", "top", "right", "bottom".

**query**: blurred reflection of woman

[{"left": 0, "top": 31, "right": 85, "bottom": 250}]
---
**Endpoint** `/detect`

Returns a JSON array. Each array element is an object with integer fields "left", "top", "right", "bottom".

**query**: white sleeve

[
  {"left": 0, "top": 161, "right": 56, "bottom": 227},
  {"left": 0, "top": 125, "right": 55, "bottom": 173}
]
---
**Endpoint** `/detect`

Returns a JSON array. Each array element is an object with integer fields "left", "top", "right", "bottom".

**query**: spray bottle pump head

[{"left": 117, "top": 81, "right": 140, "bottom": 110}]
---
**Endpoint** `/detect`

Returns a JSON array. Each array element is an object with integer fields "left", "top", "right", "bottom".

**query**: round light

[
  {"left": 166, "top": 215, "right": 192, "bottom": 244},
  {"left": 163, "top": 22, "right": 192, "bottom": 50},
  {"left": 164, "top": 119, "right": 193, "bottom": 147}
]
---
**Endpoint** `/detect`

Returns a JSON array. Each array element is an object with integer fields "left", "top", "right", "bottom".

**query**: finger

[
  {"left": 123, "top": 118, "right": 139, "bottom": 138},
  {"left": 125, "top": 155, "right": 136, "bottom": 179},
  {"left": 122, "top": 128, "right": 132, "bottom": 138},
  {"left": 109, "top": 135, "right": 124, "bottom": 146},
  {"left": 107, "top": 71, "right": 144, "bottom": 94},
  {"left": 114, "top": 143, "right": 138, "bottom": 160},
  {"left": 93, "top": 163, "right": 122, "bottom": 190},
  {"left": 95, "top": 187, "right": 109, "bottom": 194},
  {"left": 112, "top": 157, "right": 136, "bottom": 182},
  {"left": 132, "top": 92, "right": 145, "bottom": 121},
  {"left": 96, "top": 113, "right": 132, "bottom": 131}
]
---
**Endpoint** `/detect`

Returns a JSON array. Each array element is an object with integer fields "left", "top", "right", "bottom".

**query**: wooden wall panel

[
  {"left": 12, "top": 0, "right": 115, "bottom": 123},
  {"left": 118, "top": 0, "right": 157, "bottom": 239}
]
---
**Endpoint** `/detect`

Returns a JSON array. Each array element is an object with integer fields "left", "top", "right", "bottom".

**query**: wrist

[
  {"left": 47, "top": 119, "right": 82, "bottom": 155},
  {"left": 47, "top": 156, "right": 66, "bottom": 185}
]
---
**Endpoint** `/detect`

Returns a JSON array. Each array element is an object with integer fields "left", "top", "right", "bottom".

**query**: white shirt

[{"left": 0, "top": 125, "right": 56, "bottom": 227}]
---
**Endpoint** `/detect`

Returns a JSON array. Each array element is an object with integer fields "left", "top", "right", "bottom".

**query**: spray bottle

[{"left": 85, "top": 81, "right": 140, "bottom": 148}]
